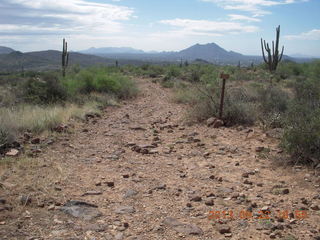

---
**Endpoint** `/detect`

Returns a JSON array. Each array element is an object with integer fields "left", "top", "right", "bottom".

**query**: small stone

[
  {"left": 282, "top": 188, "right": 290, "bottom": 194},
  {"left": 20, "top": 195, "right": 32, "bottom": 206},
  {"left": 231, "top": 193, "right": 239, "bottom": 199},
  {"left": 186, "top": 203, "right": 192, "bottom": 208},
  {"left": 114, "top": 232, "right": 124, "bottom": 240},
  {"left": 82, "top": 191, "right": 102, "bottom": 196},
  {"left": 106, "top": 182, "right": 114, "bottom": 187},
  {"left": 123, "top": 222, "right": 129, "bottom": 228},
  {"left": 311, "top": 204, "right": 320, "bottom": 211},
  {"left": 217, "top": 225, "right": 231, "bottom": 234},
  {"left": 213, "top": 119, "right": 224, "bottom": 128},
  {"left": 154, "top": 184, "right": 166, "bottom": 190},
  {"left": 205, "top": 199, "right": 214, "bottom": 206},
  {"left": 270, "top": 232, "right": 277, "bottom": 239},
  {"left": 163, "top": 217, "right": 203, "bottom": 235},
  {"left": 5, "top": 149, "right": 19, "bottom": 157},
  {"left": 255, "top": 146, "right": 265, "bottom": 152},
  {"left": 242, "top": 172, "right": 249, "bottom": 178},
  {"left": 48, "top": 204, "right": 55, "bottom": 211},
  {"left": 129, "top": 126, "right": 146, "bottom": 131},
  {"left": 251, "top": 202, "right": 258, "bottom": 208},
  {"left": 289, "top": 219, "right": 296, "bottom": 224},
  {"left": 124, "top": 189, "right": 138, "bottom": 198},
  {"left": 95, "top": 181, "right": 102, "bottom": 186},
  {"left": 122, "top": 174, "right": 130, "bottom": 178},
  {"left": 243, "top": 179, "right": 253, "bottom": 185},
  {"left": 82, "top": 223, "right": 106, "bottom": 232},
  {"left": 261, "top": 206, "right": 270, "bottom": 212},
  {"left": 203, "top": 152, "right": 210, "bottom": 157},
  {"left": 115, "top": 206, "right": 135, "bottom": 214},
  {"left": 207, "top": 117, "right": 216, "bottom": 127},
  {"left": 31, "top": 138, "right": 40, "bottom": 144},
  {"left": 191, "top": 196, "right": 202, "bottom": 202}
]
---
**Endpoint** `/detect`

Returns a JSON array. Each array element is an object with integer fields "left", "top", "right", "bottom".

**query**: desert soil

[{"left": 0, "top": 78, "right": 320, "bottom": 240}]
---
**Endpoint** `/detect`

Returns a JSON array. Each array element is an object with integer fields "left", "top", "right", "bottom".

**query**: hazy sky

[{"left": 0, "top": 0, "right": 319, "bottom": 56}]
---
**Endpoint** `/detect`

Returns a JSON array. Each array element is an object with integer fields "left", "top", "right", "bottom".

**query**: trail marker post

[{"left": 219, "top": 73, "right": 229, "bottom": 119}]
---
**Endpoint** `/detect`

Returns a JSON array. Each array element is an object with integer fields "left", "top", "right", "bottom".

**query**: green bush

[
  {"left": 63, "top": 67, "right": 138, "bottom": 99},
  {"left": 281, "top": 77, "right": 320, "bottom": 165},
  {"left": 23, "top": 73, "right": 67, "bottom": 104}
]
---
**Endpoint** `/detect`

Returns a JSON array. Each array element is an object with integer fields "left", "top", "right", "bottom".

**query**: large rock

[
  {"left": 206, "top": 117, "right": 224, "bottom": 128},
  {"left": 59, "top": 200, "right": 102, "bottom": 220},
  {"left": 163, "top": 217, "right": 203, "bottom": 235}
]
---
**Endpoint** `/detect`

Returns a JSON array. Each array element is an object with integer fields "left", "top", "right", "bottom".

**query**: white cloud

[
  {"left": 159, "top": 18, "right": 259, "bottom": 37},
  {"left": 0, "top": 0, "right": 134, "bottom": 35},
  {"left": 228, "top": 14, "right": 261, "bottom": 22},
  {"left": 285, "top": 29, "right": 320, "bottom": 40},
  {"left": 200, "top": 0, "right": 305, "bottom": 16}
]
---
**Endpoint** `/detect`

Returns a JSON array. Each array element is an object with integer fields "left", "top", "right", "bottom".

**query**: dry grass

[{"left": 0, "top": 101, "right": 101, "bottom": 145}]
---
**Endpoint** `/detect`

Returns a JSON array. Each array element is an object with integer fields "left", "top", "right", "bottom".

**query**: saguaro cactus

[
  {"left": 261, "top": 25, "right": 284, "bottom": 72},
  {"left": 62, "top": 38, "right": 69, "bottom": 77}
]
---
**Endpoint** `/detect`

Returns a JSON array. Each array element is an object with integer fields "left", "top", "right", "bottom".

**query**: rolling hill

[
  {"left": 0, "top": 46, "right": 15, "bottom": 54},
  {"left": 0, "top": 50, "right": 116, "bottom": 72}
]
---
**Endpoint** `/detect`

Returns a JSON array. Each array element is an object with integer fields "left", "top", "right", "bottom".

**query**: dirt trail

[{"left": 1, "top": 78, "right": 320, "bottom": 240}]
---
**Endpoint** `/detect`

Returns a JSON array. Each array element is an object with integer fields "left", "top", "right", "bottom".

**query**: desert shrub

[
  {"left": 63, "top": 67, "right": 138, "bottom": 99},
  {"left": 282, "top": 103, "right": 320, "bottom": 165},
  {"left": 184, "top": 81, "right": 258, "bottom": 125},
  {"left": 163, "top": 65, "right": 181, "bottom": 81},
  {"left": 281, "top": 77, "right": 320, "bottom": 165},
  {"left": 255, "top": 85, "right": 289, "bottom": 128},
  {"left": 277, "top": 61, "right": 304, "bottom": 79},
  {"left": 23, "top": 73, "right": 67, "bottom": 104},
  {"left": 0, "top": 123, "right": 15, "bottom": 146}
]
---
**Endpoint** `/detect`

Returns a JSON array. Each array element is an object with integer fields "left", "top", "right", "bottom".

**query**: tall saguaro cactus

[
  {"left": 62, "top": 38, "right": 69, "bottom": 77},
  {"left": 261, "top": 25, "right": 284, "bottom": 72}
]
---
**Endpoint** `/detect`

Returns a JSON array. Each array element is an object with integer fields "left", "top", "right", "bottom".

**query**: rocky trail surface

[{"left": 1, "top": 78, "right": 320, "bottom": 240}]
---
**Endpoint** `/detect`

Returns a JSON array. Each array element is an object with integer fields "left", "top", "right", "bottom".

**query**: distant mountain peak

[
  {"left": 178, "top": 42, "right": 243, "bottom": 61},
  {"left": 0, "top": 46, "right": 15, "bottom": 54},
  {"left": 81, "top": 46, "right": 145, "bottom": 54}
]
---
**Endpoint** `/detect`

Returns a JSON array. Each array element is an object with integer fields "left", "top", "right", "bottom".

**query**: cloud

[
  {"left": 200, "top": 0, "right": 305, "bottom": 16},
  {"left": 0, "top": 0, "right": 134, "bottom": 36},
  {"left": 228, "top": 14, "right": 261, "bottom": 22},
  {"left": 159, "top": 18, "right": 258, "bottom": 37},
  {"left": 285, "top": 29, "right": 320, "bottom": 40}
]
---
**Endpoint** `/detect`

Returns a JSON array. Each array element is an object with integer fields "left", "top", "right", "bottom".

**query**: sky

[{"left": 0, "top": 0, "right": 319, "bottom": 56}]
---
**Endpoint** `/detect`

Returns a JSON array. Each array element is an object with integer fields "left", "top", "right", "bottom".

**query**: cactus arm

[
  {"left": 261, "top": 38, "right": 268, "bottom": 63},
  {"left": 279, "top": 46, "right": 284, "bottom": 62}
]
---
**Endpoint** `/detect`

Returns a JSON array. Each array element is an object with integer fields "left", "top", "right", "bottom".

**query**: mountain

[
  {"left": 0, "top": 50, "right": 154, "bottom": 72},
  {"left": 177, "top": 43, "right": 244, "bottom": 62},
  {"left": 81, "top": 47, "right": 145, "bottom": 55},
  {"left": 0, "top": 46, "right": 15, "bottom": 54},
  {"left": 290, "top": 53, "right": 319, "bottom": 59},
  {"left": 87, "top": 43, "right": 261, "bottom": 65},
  {"left": 0, "top": 50, "right": 115, "bottom": 71}
]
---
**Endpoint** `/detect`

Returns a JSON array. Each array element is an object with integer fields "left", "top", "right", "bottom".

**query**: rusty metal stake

[{"left": 219, "top": 73, "right": 229, "bottom": 119}]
